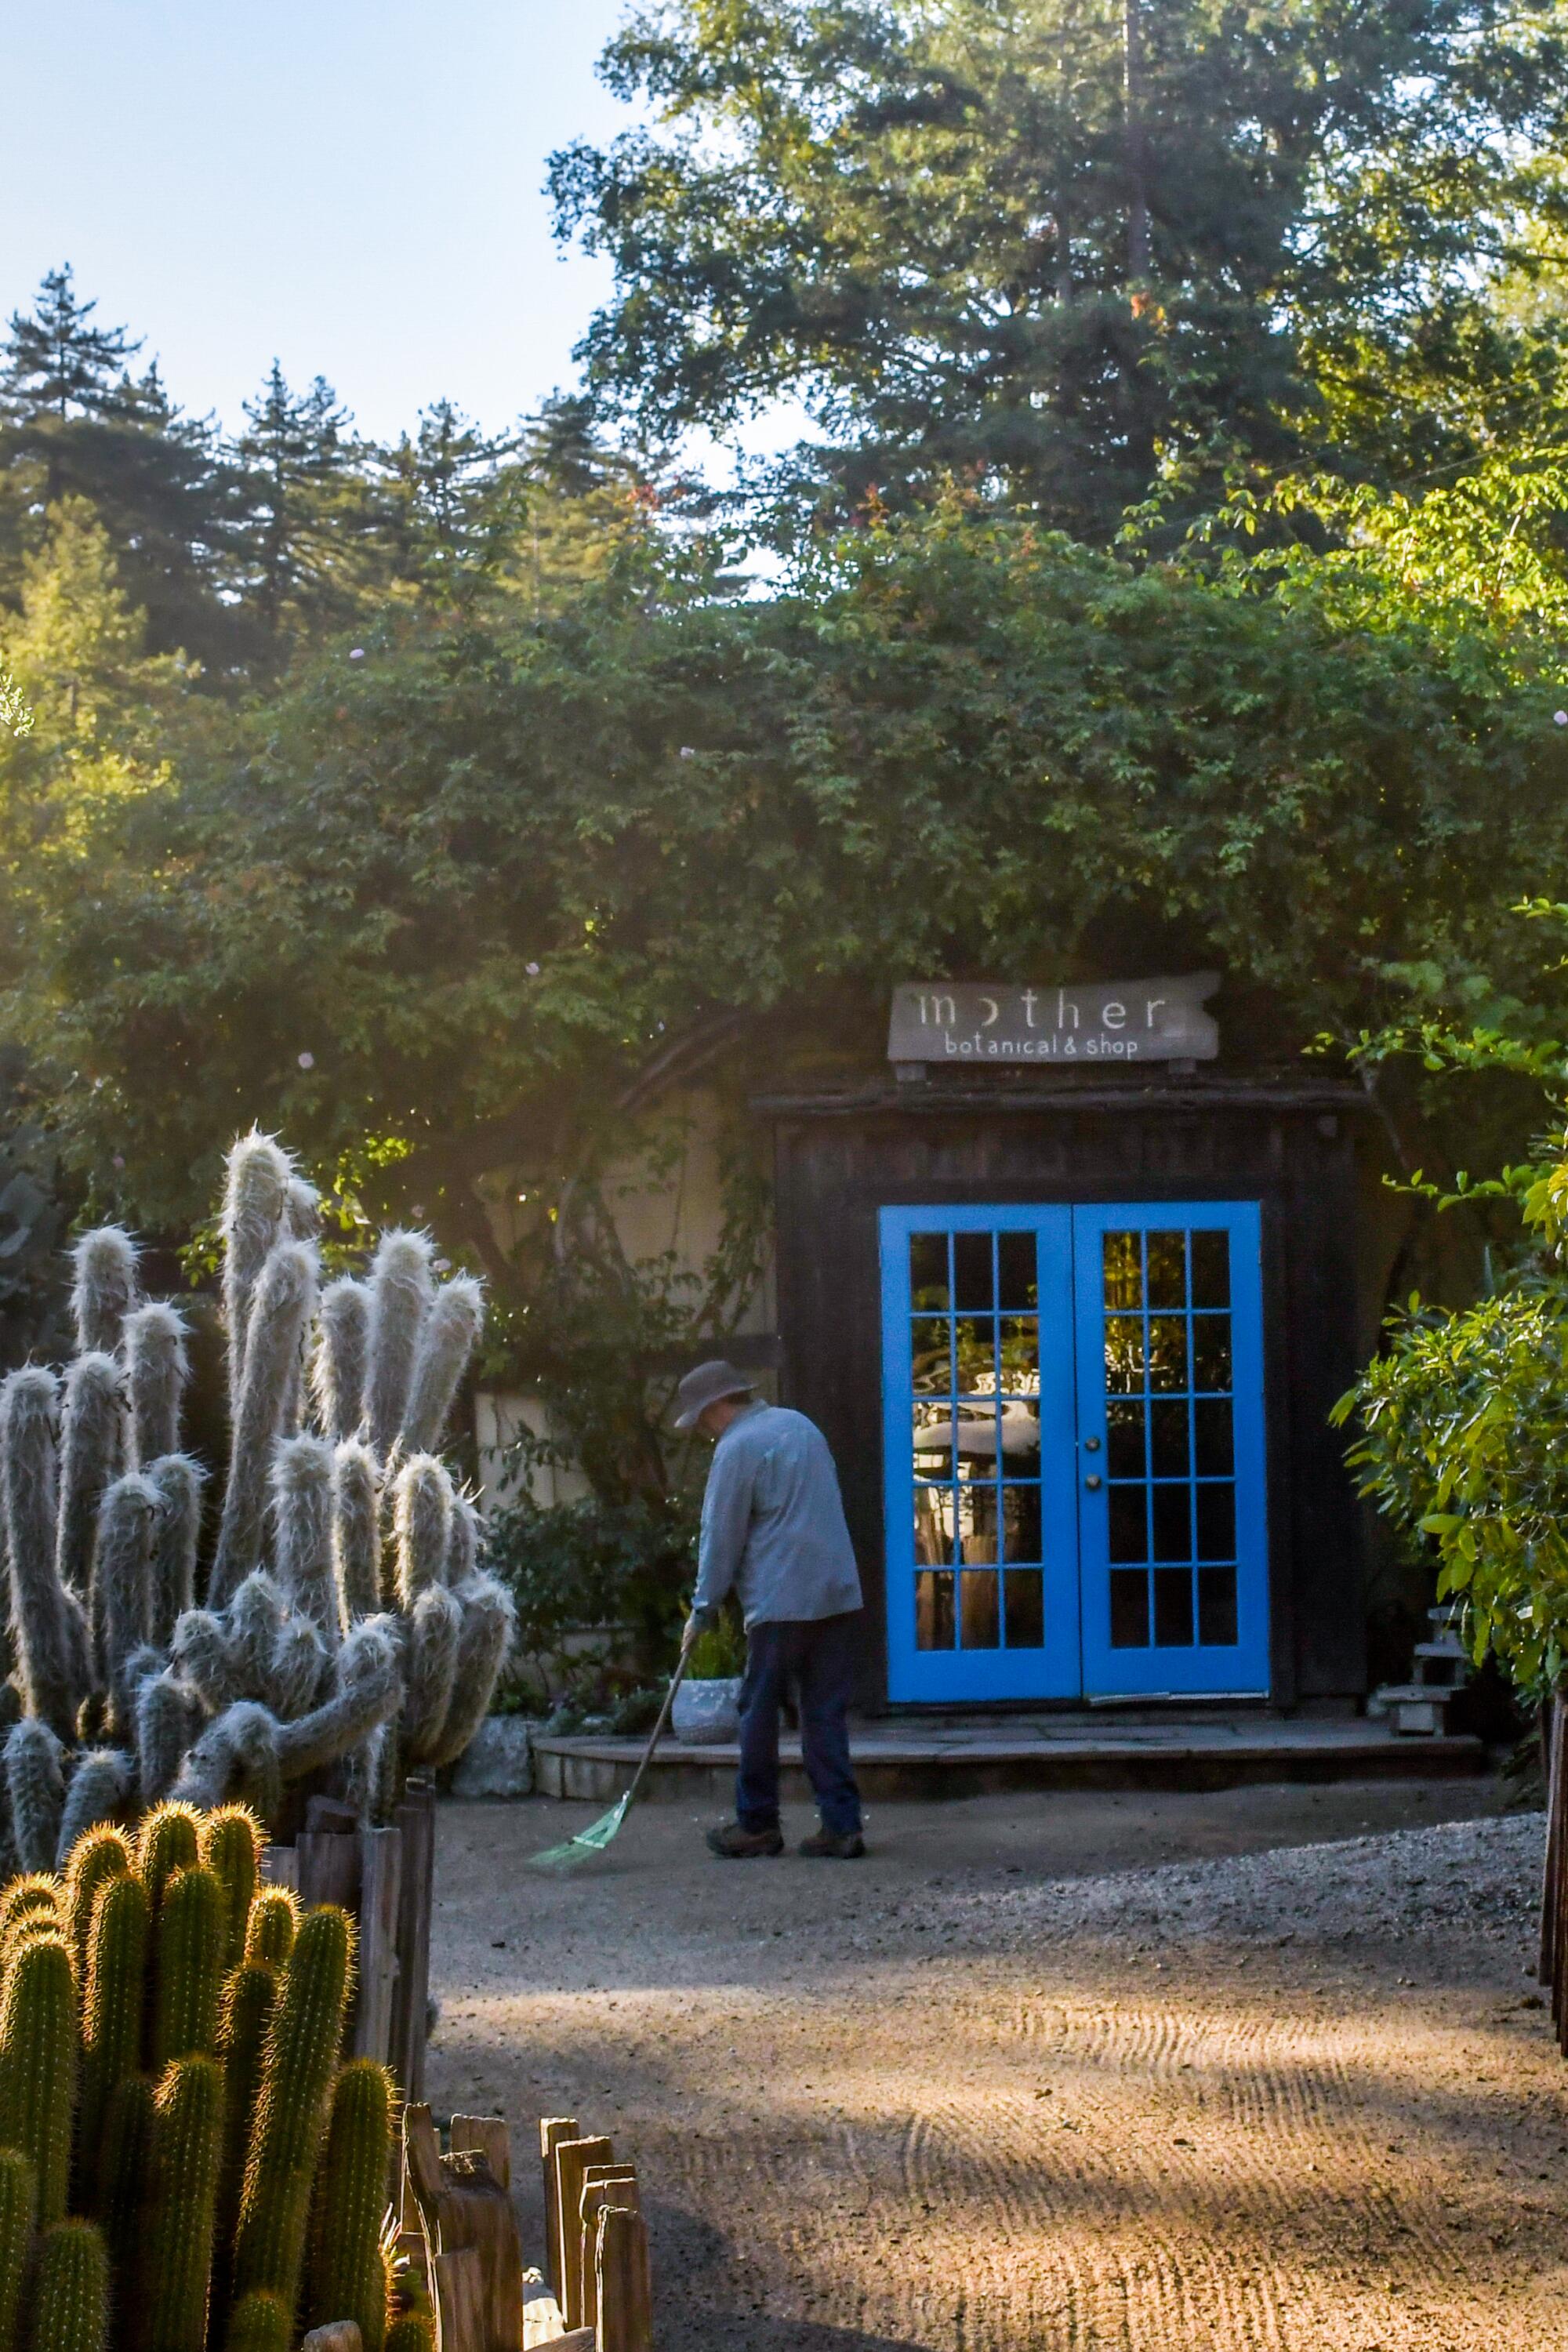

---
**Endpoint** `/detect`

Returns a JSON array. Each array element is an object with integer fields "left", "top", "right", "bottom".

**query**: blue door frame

[{"left": 879, "top": 1201, "right": 1269, "bottom": 1704}]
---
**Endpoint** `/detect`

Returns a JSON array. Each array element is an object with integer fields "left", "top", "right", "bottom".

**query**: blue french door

[{"left": 880, "top": 1202, "right": 1269, "bottom": 1704}]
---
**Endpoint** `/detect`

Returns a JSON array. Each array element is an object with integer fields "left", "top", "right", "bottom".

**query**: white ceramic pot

[{"left": 672, "top": 1675, "right": 743, "bottom": 1745}]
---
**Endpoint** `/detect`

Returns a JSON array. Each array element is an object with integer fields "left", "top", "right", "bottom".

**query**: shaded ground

[{"left": 426, "top": 1777, "right": 1568, "bottom": 2350}]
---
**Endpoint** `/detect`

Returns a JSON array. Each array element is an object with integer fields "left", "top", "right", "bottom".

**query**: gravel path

[{"left": 428, "top": 1783, "right": 1566, "bottom": 2350}]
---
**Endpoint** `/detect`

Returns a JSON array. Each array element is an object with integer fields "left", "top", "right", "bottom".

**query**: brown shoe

[
  {"left": 798, "top": 1828, "right": 866, "bottom": 1859},
  {"left": 706, "top": 1820, "right": 784, "bottom": 1859}
]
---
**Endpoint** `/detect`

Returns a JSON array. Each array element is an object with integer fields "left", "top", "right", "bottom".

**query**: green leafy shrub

[
  {"left": 685, "top": 1613, "right": 746, "bottom": 1680},
  {"left": 484, "top": 1493, "right": 697, "bottom": 1700}
]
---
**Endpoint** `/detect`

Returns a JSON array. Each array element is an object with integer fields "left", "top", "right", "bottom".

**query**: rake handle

[{"left": 620, "top": 1642, "right": 698, "bottom": 1814}]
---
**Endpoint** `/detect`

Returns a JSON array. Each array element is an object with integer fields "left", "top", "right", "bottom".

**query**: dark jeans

[{"left": 736, "top": 1611, "right": 862, "bottom": 1836}]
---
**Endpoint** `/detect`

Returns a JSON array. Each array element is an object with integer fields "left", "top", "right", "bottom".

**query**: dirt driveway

[{"left": 426, "top": 1778, "right": 1568, "bottom": 2351}]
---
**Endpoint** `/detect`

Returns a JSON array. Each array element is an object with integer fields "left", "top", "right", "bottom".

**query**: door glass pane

[
  {"left": 1147, "top": 1316, "right": 1188, "bottom": 1390},
  {"left": 916, "top": 1569, "right": 955, "bottom": 1648},
  {"left": 1152, "top": 1483, "right": 1191, "bottom": 1561},
  {"left": 961, "top": 1569, "right": 1000, "bottom": 1648},
  {"left": 913, "top": 1484, "right": 955, "bottom": 1563},
  {"left": 1196, "top": 1482, "right": 1236, "bottom": 1561},
  {"left": 1106, "top": 1399, "right": 1145, "bottom": 1479},
  {"left": 1149, "top": 1398, "right": 1189, "bottom": 1479},
  {"left": 1103, "top": 1230, "right": 1142, "bottom": 1309},
  {"left": 1192, "top": 1316, "right": 1232, "bottom": 1392},
  {"left": 1004, "top": 1568, "right": 1044, "bottom": 1648},
  {"left": 953, "top": 1318, "right": 995, "bottom": 1395},
  {"left": 1146, "top": 1229, "right": 1186, "bottom": 1308},
  {"left": 1191, "top": 1229, "right": 1230, "bottom": 1308},
  {"left": 1109, "top": 1485, "right": 1147, "bottom": 1562},
  {"left": 1001, "top": 1482, "right": 1041, "bottom": 1561},
  {"left": 953, "top": 1231, "right": 994, "bottom": 1312},
  {"left": 909, "top": 1232, "right": 950, "bottom": 1308},
  {"left": 998, "top": 1317, "right": 1040, "bottom": 1396},
  {"left": 1193, "top": 1397, "right": 1233, "bottom": 1476},
  {"left": 997, "top": 1230, "right": 1037, "bottom": 1308},
  {"left": 910, "top": 1319, "right": 952, "bottom": 1393},
  {"left": 1154, "top": 1567, "right": 1195, "bottom": 1646},
  {"left": 1104, "top": 1317, "right": 1145, "bottom": 1390},
  {"left": 1109, "top": 1569, "right": 1149, "bottom": 1646},
  {"left": 913, "top": 1407, "right": 955, "bottom": 1476},
  {"left": 1198, "top": 1565, "right": 1238, "bottom": 1645}
]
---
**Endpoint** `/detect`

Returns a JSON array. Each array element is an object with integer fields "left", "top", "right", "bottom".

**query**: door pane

[
  {"left": 1106, "top": 1399, "right": 1145, "bottom": 1479},
  {"left": 1109, "top": 1485, "right": 1147, "bottom": 1561},
  {"left": 997, "top": 1229, "right": 1037, "bottom": 1308},
  {"left": 1109, "top": 1570, "right": 1149, "bottom": 1646},
  {"left": 962, "top": 1570, "right": 1000, "bottom": 1648},
  {"left": 1150, "top": 1398, "right": 1189, "bottom": 1478},
  {"left": 953, "top": 1231, "right": 994, "bottom": 1312},
  {"left": 916, "top": 1570, "right": 956, "bottom": 1648},
  {"left": 1152, "top": 1483, "right": 1191, "bottom": 1560},
  {"left": 1192, "top": 1316, "right": 1232, "bottom": 1391},
  {"left": 1193, "top": 1397, "right": 1233, "bottom": 1475},
  {"left": 1198, "top": 1565, "right": 1238, "bottom": 1645},
  {"left": 1191, "top": 1229, "right": 1230, "bottom": 1307},
  {"left": 1004, "top": 1569, "right": 1044, "bottom": 1648},
  {"left": 1146, "top": 1229, "right": 1186, "bottom": 1308},
  {"left": 1154, "top": 1568, "right": 1195, "bottom": 1646},
  {"left": 909, "top": 1232, "right": 950, "bottom": 1308},
  {"left": 910, "top": 1319, "right": 952, "bottom": 1393}
]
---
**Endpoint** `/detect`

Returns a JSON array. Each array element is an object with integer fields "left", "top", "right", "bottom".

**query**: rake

[{"left": 527, "top": 1642, "right": 697, "bottom": 1871}]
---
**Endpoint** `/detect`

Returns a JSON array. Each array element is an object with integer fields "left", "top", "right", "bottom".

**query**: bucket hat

[{"left": 673, "top": 1359, "right": 755, "bottom": 1431}]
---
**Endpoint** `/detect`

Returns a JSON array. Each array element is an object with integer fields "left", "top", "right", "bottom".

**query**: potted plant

[{"left": 672, "top": 1608, "right": 747, "bottom": 1744}]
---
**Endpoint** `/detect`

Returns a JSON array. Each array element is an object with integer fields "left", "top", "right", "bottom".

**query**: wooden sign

[{"left": 887, "top": 974, "right": 1219, "bottom": 1067}]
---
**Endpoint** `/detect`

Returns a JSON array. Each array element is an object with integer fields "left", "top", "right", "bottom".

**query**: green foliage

[
  {"left": 32, "top": 2218, "right": 107, "bottom": 2352},
  {"left": 304, "top": 2060, "right": 392, "bottom": 2352},
  {"left": 685, "top": 1610, "right": 746, "bottom": 1680},
  {"left": 485, "top": 1493, "right": 698, "bottom": 1691}
]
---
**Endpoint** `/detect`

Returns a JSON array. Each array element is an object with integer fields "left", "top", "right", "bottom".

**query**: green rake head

[{"left": 527, "top": 1791, "right": 632, "bottom": 1872}]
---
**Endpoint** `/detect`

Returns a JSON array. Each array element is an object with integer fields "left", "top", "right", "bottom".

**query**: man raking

[{"left": 675, "top": 1359, "right": 866, "bottom": 1858}]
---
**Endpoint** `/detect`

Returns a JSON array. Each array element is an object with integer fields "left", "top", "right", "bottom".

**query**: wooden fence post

[
  {"left": 579, "top": 2168, "right": 638, "bottom": 2332},
  {"left": 594, "top": 2206, "right": 654, "bottom": 2352},
  {"left": 554, "top": 2137, "right": 613, "bottom": 2331},
  {"left": 539, "top": 2118, "right": 579, "bottom": 2306},
  {"left": 353, "top": 1824, "right": 403, "bottom": 2064},
  {"left": 451, "top": 2114, "right": 510, "bottom": 2191},
  {"left": 390, "top": 1780, "right": 436, "bottom": 2102},
  {"left": 1541, "top": 1693, "right": 1560, "bottom": 1988}
]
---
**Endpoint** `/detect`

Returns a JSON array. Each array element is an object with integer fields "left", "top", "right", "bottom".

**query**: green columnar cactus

[
  {"left": 399, "top": 1275, "right": 483, "bottom": 1456},
  {"left": 330, "top": 1440, "right": 381, "bottom": 1620},
  {"left": 96, "top": 2072, "right": 153, "bottom": 2278},
  {"left": 242, "top": 1889, "right": 296, "bottom": 1967},
  {"left": 209, "top": 1243, "right": 319, "bottom": 1610},
  {"left": 123, "top": 1303, "right": 188, "bottom": 1473},
  {"left": 215, "top": 1958, "right": 277, "bottom": 2298},
  {"left": 384, "top": 2314, "right": 435, "bottom": 2352},
  {"left": 146, "top": 1455, "right": 205, "bottom": 1650},
  {"left": 152, "top": 1865, "right": 223, "bottom": 2066},
  {"left": 270, "top": 1437, "right": 339, "bottom": 1646},
  {"left": 5, "top": 1719, "right": 65, "bottom": 1875},
  {"left": 401, "top": 1585, "right": 461, "bottom": 1762},
  {"left": 2, "top": 1369, "right": 85, "bottom": 1740},
  {"left": 199, "top": 1807, "right": 261, "bottom": 1973},
  {"left": 313, "top": 1279, "right": 370, "bottom": 1443},
  {"left": 303, "top": 2059, "right": 393, "bottom": 2352},
  {"left": 231, "top": 1905, "right": 351, "bottom": 2314},
  {"left": 0, "top": 1871, "right": 61, "bottom": 1946},
  {"left": 390, "top": 1457, "right": 453, "bottom": 1607},
  {"left": 141, "top": 2054, "right": 223, "bottom": 2352},
  {"left": 71, "top": 1228, "right": 140, "bottom": 1359},
  {"left": 220, "top": 1134, "right": 292, "bottom": 1400},
  {"left": 78, "top": 1868, "right": 149, "bottom": 2182},
  {"left": 64, "top": 1824, "right": 129, "bottom": 1976},
  {"left": 427, "top": 1576, "right": 517, "bottom": 1767},
  {"left": 137, "top": 1802, "right": 201, "bottom": 1910},
  {"left": 55, "top": 1748, "right": 132, "bottom": 1869},
  {"left": 93, "top": 1474, "right": 158, "bottom": 1732},
  {"left": 54, "top": 1353, "right": 122, "bottom": 1604},
  {"left": 32, "top": 2218, "right": 108, "bottom": 2352},
  {"left": 365, "top": 1231, "right": 435, "bottom": 1458},
  {"left": 0, "top": 2147, "right": 32, "bottom": 2352},
  {"left": 0, "top": 1933, "right": 76, "bottom": 2223},
  {"left": 222, "top": 2292, "right": 291, "bottom": 2352}
]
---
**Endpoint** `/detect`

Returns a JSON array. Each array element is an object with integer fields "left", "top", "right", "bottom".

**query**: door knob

[
  {"left": 1083, "top": 1436, "right": 1102, "bottom": 1452},
  {"left": 1084, "top": 1473, "right": 1103, "bottom": 1491}
]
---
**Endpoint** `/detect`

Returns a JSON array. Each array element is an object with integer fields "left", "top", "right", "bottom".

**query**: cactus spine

[
  {"left": 243, "top": 1889, "right": 297, "bottom": 1967},
  {"left": 303, "top": 2058, "right": 393, "bottom": 2352},
  {"left": 201, "top": 1807, "right": 262, "bottom": 1973},
  {"left": 33, "top": 2217, "right": 109, "bottom": 2352},
  {"left": 146, "top": 1454, "right": 205, "bottom": 1650},
  {"left": 123, "top": 1301, "right": 188, "bottom": 1472},
  {"left": 2, "top": 1369, "right": 83, "bottom": 1739},
  {"left": 63, "top": 1824, "right": 130, "bottom": 1977},
  {"left": 390, "top": 1456, "right": 452, "bottom": 1608},
  {"left": 313, "top": 1278, "right": 370, "bottom": 1443},
  {"left": 427, "top": 1576, "right": 517, "bottom": 1767},
  {"left": 53, "top": 1353, "right": 122, "bottom": 1602},
  {"left": 55, "top": 1749, "right": 132, "bottom": 1872},
  {"left": 330, "top": 1440, "right": 381, "bottom": 1621},
  {"left": 4, "top": 1719, "right": 64, "bottom": 1875},
  {"left": 209, "top": 1243, "right": 318, "bottom": 1610},
  {"left": 215, "top": 1958, "right": 278, "bottom": 2296},
  {"left": 152, "top": 1865, "right": 223, "bottom": 2066},
  {"left": 384, "top": 2314, "right": 435, "bottom": 2352},
  {"left": 137, "top": 1802, "right": 201, "bottom": 1911},
  {"left": 78, "top": 1867, "right": 149, "bottom": 2183},
  {"left": 140, "top": 2054, "right": 223, "bottom": 2352},
  {"left": 96, "top": 2071, "right": 154, "bottom": 2278},
  {"left": 93, "top": 1474, "right": 158, "bottom": 1732},
  {"left": 401, "top": 1584, "right": 462, "bottom": 1762},
  {"left": 270, "top": 1436, "right": 339, "bottom": 1645},
  {"left": 71, "top": 1228, "right": 139, "bottom": 1358},
  {"left": 223, "top": 2293, "right": 292, "bottom": 2352},
  {"left": 365, "top": 1231, "right": 435, "bottom": 1457},
  {"left": 0, "top": 1933, "right": 76, "bottom": 2223},
  {"left": 231, "top": 1905, "right": 351, "bottom": 2314},
  {"left": 0, "top": 2147, "right": 31, "bottom": 2352},
  {"left": 220, "top": 1134, "right": 292, "bottom": 1398},
  {"left": 399, "top": 1273, "right": 483, "bottom": 1456}
]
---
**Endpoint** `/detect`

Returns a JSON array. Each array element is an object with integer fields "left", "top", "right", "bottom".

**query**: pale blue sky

[{"left": 2, "top": 0, "right": 640, "bottom": 442}]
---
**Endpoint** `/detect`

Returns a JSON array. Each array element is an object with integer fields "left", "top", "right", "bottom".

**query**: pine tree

[
  {"left": 376, "top": 401, "right": 514, "bottom": 601},
  {"left": 233, "top": 365, "right": 372, "bottom": 651},
  {"left": 1, "top": 267, "right": 141, "bottom": 427}
]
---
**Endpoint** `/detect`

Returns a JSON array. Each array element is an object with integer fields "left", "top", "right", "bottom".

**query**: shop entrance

[{"left": 878, "top": 1202, "right": 1269, "bottom": 1704}]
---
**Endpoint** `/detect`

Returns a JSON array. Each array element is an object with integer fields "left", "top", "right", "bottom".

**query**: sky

[{"left": 2, "top": 0, "right": 641, "bottom": 445}]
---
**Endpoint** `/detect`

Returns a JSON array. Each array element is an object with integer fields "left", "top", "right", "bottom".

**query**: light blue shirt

[{"left": 693, "top": 1401, "right": 863, "bottom": 1628}]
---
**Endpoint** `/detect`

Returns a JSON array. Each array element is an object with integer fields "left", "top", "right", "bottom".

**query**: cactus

[
  {"left": 243, "top": 1888, "right": 297, "bottom": 1968},
  {"left": 138, "top": 1802, "right": 201, "bottom": 1911},
  {"left": 173, "top": 1702, "right": 282, "bottom": 1821},
  {"left": 124, "top": 1302, "right": 188, "bottom": 1473},
  {"left": 304, "top": 2059, "right": 393, "bottom": 2352},
  {"left": 390, "top": 1457, "right": 453, "bottom": 1608},
  {"left": 152, "top": 1865, "right": 223, "bottom": 2067},
  {"left": 427, "top": 1576, "right": 517, "bottom": 1768},
  {"left": 0, "top": 2147, "right": 32, "bottom": 2352},
  {"left": 95, "top": 2070, "right": 154, "bottom": 2281},
  {"left": 171, "top": 1606, "right": 243, "bottom": 1715},
  {"left": 209, "top": 1243, "right": 318, "bottom": 1610},
  {"left": 33, "top": 2218, "right": 108, "bottom": 2352},
  {"left": 55, "top": 1748, "right": 132, "bottom": 1869},
  {"left": 447, "top": 1490, "right": 480, "bottom": 1587},
  {"left": 400, "top": 1275, "right": 483, "bottom": 1457},
  {"left": 401, "top": 1585, "right": 462, "bottom": 1763},
  {"left": 274, "top": 1618, "right": 401, "bottom": 1780},
  {"left": 384, "top": 2317, "right": 435, "bottom": 2352},
  {"left": 146, "top": 1454, "right": 205, "bottom": 1650},
  {"left": 215, "top": 1957, "right": 277, "bottom": 2292},
  {"left": 231, "top": 1904, "right": 352, "bottom": 2314},
  {"left": 269, "top": 1615, "right": 329, "bottom": 1721},
  {"left": 54, "top": 1352, "right": 122, "bottom": 1602},
  {"left": 136, "top": 1671, "right": 203, "bottom": 1809},
  {"left": 270, "top": 1436, "right": 339, "bottom": 1645},
  {"left": 63, "top": 1824, "right": 130, "bottom": 1976},
  {"left": 2, "top": 1368, "right": 85, "bottom": 1739},
  {"left": 200, "top": 1806, "right": 262, "bottom": 1973},
  {"left": 331, "top": 1440, "right": 381, "bottom": 1621},
  {"left": 365, "top": 1231, "right": 435, "bottom": 1459},
  {"left": 313, "top": 1279, "right": 370, "bottom": 1444},
  {"left": 223, "top": 2293, "right": 291, "bottom": 2352},
  {"left": 220, "top": 1134, "right": 292, "bottom": 1398},
  {"left": 0, "top": 1932, "right": 76, "bottom": 2223},
  {"left": 93, "top": 1474, "right": 158, "bottom": 1733},
  {"left": 5, "top": 1719, "right": 64, "bottom": 1874},
  {"left": 0, "top": 1871, "right": 61, "bottom": 1948},
  {"left": 141, "top": 2054, "right": 223, "bottom": 2352},
  {"left": 71, "top": 1227, "right": 139, "bottom": 1358},
  {"left": 78, "top": 1867, "right": 149, "bottom": 2180}
]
